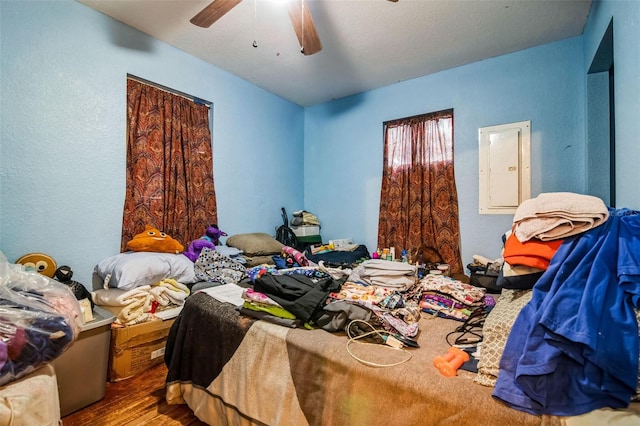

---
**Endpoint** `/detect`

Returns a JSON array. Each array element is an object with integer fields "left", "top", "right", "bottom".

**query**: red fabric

[
  {"left": 503, "top": 233, "right": 564, "bottom": 270},
  {"left": 377, "top": 109, "right": 463, "bottom": 273},
  {"left": 7, "top": 327, "right": 26, "bottom": 360},
  {"left": 121, "top": 79, "right": 217, "bottom": 252}
]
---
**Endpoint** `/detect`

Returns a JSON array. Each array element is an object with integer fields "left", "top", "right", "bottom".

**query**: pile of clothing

[
  {"left": 0, "top": 253, "right": 81, "bottom": 386},
  {"left": 234, "top": 258, "right": 481, "bottom": 340},
  {"left": 290, "top": 210, "right": 320, "bottom": 227},
  {"left": 489, "top": 193, "right": 640, "bottom": 417},
  {"left": 470, "top": 192, "right": 610, "bottom": 292},
  {"left": 419, "top": 274, "right": 489, "bottom": 322},
  {"left": 195, "top": 247, "right": 246, "bottom": 285},
  {"left": 92, "top": 278, "right": 190, "bottom": 325}
]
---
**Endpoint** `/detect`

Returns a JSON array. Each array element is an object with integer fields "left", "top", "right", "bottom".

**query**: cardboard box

[{"left": 108, "top": 318, "right": 175, "bottom": 382}]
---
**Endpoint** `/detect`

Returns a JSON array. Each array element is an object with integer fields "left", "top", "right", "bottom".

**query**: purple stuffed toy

[{"left": 184, "top": 224, "right": 228, "bottom": 262}]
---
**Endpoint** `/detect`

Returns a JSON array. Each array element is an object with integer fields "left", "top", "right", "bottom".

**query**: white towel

[
  {"left": 513, "top": 192, "right": 609, "bottom": 242},
  {"left": 91, "top": 285, "right": 152, "bottom": 306},
  {"left": 116, "top": 298, "right": 154, "bottom": 325},
  {"left": 151, "top": 279, "right": 190, "bottom": 305},
  {"left": 92, "top": 281, "right": 188, "bottom": 325}
]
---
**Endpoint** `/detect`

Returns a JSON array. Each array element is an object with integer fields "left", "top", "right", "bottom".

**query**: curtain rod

[
  {"left": 384, "top": 108, "right": 453, "bottom": 126},
  {"left": 127, "top": 74, "right": 213, "bottom": 108}
]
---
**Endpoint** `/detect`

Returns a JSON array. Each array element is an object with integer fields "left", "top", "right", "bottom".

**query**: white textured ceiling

[{"left": 78, "top": 0, "right": 592, "bottom": 107}]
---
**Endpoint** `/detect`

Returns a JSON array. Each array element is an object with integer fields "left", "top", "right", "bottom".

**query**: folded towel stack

[{"left": 513, "top": 192, "right": 609, "bottom": 242}]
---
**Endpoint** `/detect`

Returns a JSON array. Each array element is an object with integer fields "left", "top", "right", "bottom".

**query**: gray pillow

[{"left": 226, "top": 233, "right": 284, "bottom": 256}]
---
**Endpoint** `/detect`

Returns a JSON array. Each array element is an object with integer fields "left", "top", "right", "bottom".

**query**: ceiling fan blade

[
  {"left": 287, "top": 0, "right": 322, "bottom": 56},
  {"left": 190, "top": 0, "right": 243, "bottom": 28}
]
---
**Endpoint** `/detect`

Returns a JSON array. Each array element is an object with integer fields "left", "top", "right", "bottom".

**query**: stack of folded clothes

[{"left": 419, "top": 275, "right": 487, "bottom": 322}]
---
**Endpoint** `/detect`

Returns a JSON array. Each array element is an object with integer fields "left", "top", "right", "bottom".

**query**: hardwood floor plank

[{"left": 61, "top": 363, "right": 206, "bottom": 426}]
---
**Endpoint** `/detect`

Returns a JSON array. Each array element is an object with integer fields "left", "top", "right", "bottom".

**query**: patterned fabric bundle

[
  {"left": 195, "top": 247, "right": 246, "bottom": 285},
  {"left": 328, "top": 281, "right": 421, "bottom": 337},
  {"left": 419, "top": 275, "right": 486, "bottom": 321},
  {"left": 246, "top": 265, "right": 330, "bottom": 283},
  {"left": 280, "top": 246, "right": 310, "bottom": 267},
  {"left": 421, "top": 292, "right": 476, "bottom": 321},
  {"left": 475, "top": 289, "right": 533, "bottom": 387}
]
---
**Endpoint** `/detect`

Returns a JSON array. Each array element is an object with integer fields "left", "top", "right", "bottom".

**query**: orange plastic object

[{"left": 433, "top": 347, "right": 470, "bottom": 377}]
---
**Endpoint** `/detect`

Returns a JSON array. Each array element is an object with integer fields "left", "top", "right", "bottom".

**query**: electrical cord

[
  {"left": 345, "top": 320, "right": 412, "bottom": 368},
  {"left": 445, "top": 308, "right": 486, "bottom": 347}
]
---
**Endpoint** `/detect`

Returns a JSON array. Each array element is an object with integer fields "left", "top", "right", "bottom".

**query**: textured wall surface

[
  {"left": 2, "top": 0, "right": 638, "bottom": 288},
  {"left": 0, "top": 1, "right": 304, "bottom": 286},
  {"left": 304, "top": 37, "right": 586, "bottom": 264},
  {"left": 583, "top": 0, "right": 640, "bottom": 210}
]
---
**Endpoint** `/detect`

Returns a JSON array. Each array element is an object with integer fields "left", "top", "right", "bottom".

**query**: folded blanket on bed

[
  {"left": 513, "top": 192, "right": 609, "bottom": 242},
  {"left": 348, "top": 259, "right": 416, "bottom": 290}
]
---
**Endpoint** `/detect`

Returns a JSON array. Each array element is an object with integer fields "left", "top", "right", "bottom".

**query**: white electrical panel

[{"left": 479, "top": 121, "right": 531, "bottom": 214}]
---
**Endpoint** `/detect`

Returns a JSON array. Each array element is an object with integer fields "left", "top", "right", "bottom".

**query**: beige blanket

[
  {"left": 348, "top": 259, "right": 417, "bottom": 290},
  {"left": 165, "top": 293, "right": 560, "bottom": 426},
  {"left": 513, "top": 192, "right": 609, "bottom": 242},
  {"left": 0, "top": 364, "right": 60, "bottom": 426},
  {"left": 92, "top": 279, "right": 189, "bottom": 325}
]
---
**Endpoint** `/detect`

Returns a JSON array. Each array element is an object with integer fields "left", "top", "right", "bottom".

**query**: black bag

[
  {"left": 305, "top": 244, "right": 370, "bottom": 267},
  {"left": 275, "top": 207, "right": 297, "bottom": 248},
  {"left": 467, "top": 263, "right": 500, "bottom": 293}
]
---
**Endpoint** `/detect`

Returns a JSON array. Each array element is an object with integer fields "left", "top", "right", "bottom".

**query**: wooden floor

[{"left": 61, "top": 363, "right": 207, "bottom": 426}]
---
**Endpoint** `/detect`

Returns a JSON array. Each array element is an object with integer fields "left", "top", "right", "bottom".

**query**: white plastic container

[{"left": 291, "top": 225, "right": 320, "bottom": 237}]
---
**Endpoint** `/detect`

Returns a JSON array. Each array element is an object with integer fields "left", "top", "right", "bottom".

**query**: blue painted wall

[
  {"left": 583, "top": 0, "right": 640, "bottom": 210},
  {"left": 1, "top": 0, "right": 638, "bottom": 287},
  {"left": 0, "top": 1, "right": 304, "bottom": 286},
  {"left": 304, "top": 37, "right": 586, "bottom": 266}
]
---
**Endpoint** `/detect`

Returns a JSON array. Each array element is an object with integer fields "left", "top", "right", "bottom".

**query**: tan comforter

[{"left": 165, "top": 292, "right": 559, "bottom": 425}]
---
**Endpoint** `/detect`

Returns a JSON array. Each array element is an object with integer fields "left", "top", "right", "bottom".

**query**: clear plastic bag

[{"left": 0, "top": 251, "right": 82, "bottom": 386}]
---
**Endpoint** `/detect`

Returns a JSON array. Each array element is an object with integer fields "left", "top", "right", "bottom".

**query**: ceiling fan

[{"left": 190, "top": 0, "right": 399, "bottom": 56}]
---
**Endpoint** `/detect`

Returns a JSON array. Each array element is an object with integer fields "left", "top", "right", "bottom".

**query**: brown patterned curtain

[
  {"left": 377, "top": 108, "right": 463, "bottom": 273},
  {"left": 121, "top": 78, "right": 218, "bottom": 252}
]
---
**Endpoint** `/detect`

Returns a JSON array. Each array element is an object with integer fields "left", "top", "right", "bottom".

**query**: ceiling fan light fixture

[
  {"left": 190, "top": 0, "right": 243, "bottom": 28},
  {"left": 287, "top": 0, "right": 322, "bottom": 56},
  {"left": 190, "top": 0, "right": 322, "bottom": 55}
]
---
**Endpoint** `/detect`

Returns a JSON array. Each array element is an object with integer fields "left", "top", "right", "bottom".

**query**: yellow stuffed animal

[{"left": 126, "top": 225, "right": 184, "bottom": 254}]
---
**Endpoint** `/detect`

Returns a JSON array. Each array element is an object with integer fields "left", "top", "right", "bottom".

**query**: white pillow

[{"left": 93, "top": 252, "right": 196, "bottom": 290}]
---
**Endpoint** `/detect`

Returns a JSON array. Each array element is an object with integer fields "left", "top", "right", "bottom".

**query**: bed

[
  {"left": 165, "top": 290, "right": 557, "bottom": 425},
  {"left": 164, "top": 202, "right": 640, "bottom": 426},
  {"left": 165, "top": 289, "right": 640, "bottom": 426}
]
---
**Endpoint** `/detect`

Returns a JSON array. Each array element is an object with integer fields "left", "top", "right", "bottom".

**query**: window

[
  {"left": 378, "top": 109, "right": 462, "bottom": 273},
  {"left": 121, "top": 77, "right": 217, "bottom": 252}
]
